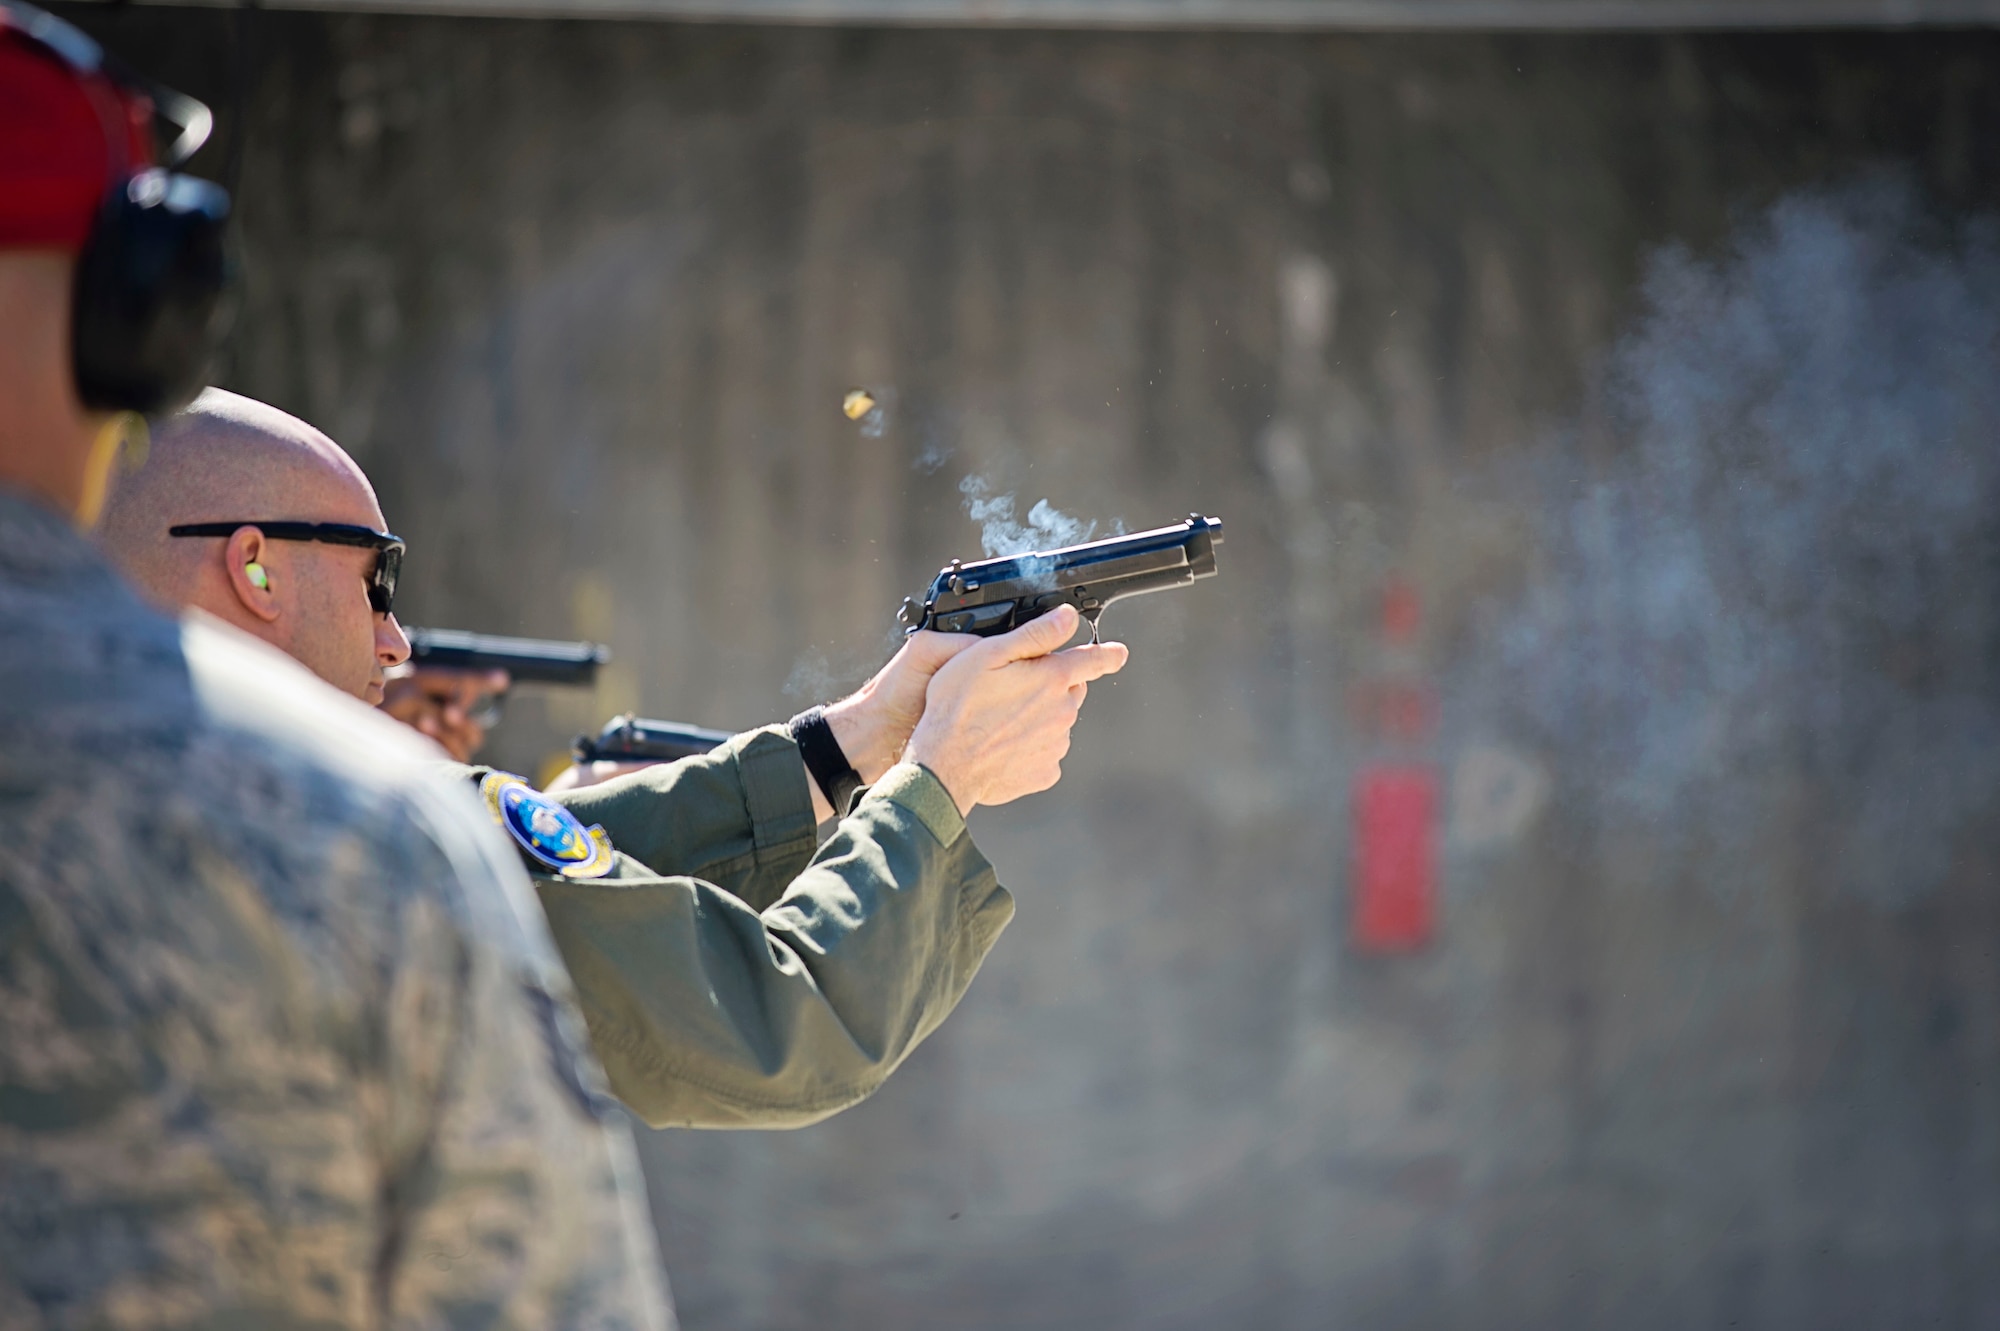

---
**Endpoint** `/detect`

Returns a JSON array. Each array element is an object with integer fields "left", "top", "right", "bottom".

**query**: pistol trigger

[{"left": 1081, "top": 606, "right": 1102, "bottom": 645}]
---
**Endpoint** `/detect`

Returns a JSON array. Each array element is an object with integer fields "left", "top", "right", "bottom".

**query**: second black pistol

[
  {"left": 574, "top": 714, "right": 735, "bottom": 766},
  {"left": 405, "top": 628, "right": 610, "bottom": 686}
]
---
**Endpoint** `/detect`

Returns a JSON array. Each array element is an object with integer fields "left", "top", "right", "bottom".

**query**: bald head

[
  {"left": 98, "top": 388, "right": 411, "bottom": 702},
  {"left": 99, "top": 389, "right": 375, "bottom": 602}
]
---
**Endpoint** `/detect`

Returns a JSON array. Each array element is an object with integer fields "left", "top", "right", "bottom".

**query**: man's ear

[{"left": 223, "top": 527, "right": 281, "bottom": 623}]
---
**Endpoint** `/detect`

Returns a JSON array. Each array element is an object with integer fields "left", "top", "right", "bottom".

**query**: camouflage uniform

[
  {"left": 0, "top": 490, "right": 673, "bottom": 1330},
  {"left": 463, "top": 734, "right": 1014, "bottom": 1130}
]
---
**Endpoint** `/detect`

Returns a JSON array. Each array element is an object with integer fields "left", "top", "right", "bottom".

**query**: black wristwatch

[{"left": 789, "top": 706, "right": 864, "bottom": 817}]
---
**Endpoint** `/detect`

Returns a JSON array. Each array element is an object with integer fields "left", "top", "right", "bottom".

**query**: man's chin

[{"left": 363, "top": 680, "right": 386, "bottom": 706}]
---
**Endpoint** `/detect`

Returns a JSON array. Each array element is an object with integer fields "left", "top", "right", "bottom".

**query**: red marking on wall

[
  {"left": 1353, "top": 765, "right": 1436, "bottom": 952},
  {"left": 1347, "top": 681, "right": 1439, "bottom": 744},
  {"left": 1380, "top": 576, "right": 1422, "bottom": 645}
]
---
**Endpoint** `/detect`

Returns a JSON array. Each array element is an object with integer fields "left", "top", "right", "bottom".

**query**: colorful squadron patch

[{"left": 479, "top": 772, "right": 616, "bottom": 879}]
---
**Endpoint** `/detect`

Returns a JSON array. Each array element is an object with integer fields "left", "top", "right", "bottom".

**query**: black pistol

[
  {"left": 404, "top": 628, "right": 610, "bottom": 686},
  {"left": 573, "top": 714, "right": 735, "bottom": 766},
  {"left": 897, "top": 513, "right": 1222, "bottom": 640}
]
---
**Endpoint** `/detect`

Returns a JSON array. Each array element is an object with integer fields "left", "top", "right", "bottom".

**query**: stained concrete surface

[{"left": 62, "top": 8, "right": 2000, "bottom": 1327}]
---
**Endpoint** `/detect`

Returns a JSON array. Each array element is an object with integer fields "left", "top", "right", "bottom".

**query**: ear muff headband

[{"left": 0, "top": 0, "right": 235, "bottom": 415}]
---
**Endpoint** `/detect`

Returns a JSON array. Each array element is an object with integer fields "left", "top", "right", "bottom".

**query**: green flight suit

[{"left": 464, "top": 725, "right": 1012, "bottom": 1130}]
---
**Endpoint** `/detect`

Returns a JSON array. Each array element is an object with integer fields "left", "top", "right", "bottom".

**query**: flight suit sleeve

[
  {"left": 555, "top": 724, "right": 821, "bottom": 911},
  {"left": 530, "top": 762, "right": 1014, "bottom": 1130}
]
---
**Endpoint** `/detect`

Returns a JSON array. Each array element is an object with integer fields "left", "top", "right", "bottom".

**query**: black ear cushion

[{"left": 72, "top": 169, "right": 235, "bottom": 415}]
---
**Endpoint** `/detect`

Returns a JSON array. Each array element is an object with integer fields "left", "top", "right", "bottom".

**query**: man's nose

[{"left": 379, "top": 612, "right": 412, "bottom": 668}]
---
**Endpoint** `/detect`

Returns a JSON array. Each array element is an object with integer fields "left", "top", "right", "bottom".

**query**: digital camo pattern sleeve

[
  {"left": 466, "top": 734, "right": 1014, "bottom": 1130},
  {"left": 0, "top": 492, "right": 671, "bottom": 1330}
]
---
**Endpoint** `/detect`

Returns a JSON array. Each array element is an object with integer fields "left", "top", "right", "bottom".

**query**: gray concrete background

[{"left": 66, "top": 8, "right": 2000, "bottom": 1327}]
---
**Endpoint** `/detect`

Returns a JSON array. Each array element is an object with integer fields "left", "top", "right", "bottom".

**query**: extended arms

[{"left": 531, "top": 731, "right": 1014, "bottom": 1128}]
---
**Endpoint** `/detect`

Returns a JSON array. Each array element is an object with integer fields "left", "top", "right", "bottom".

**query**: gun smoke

[
  {"left": 1480, "top": 179, "right": 2000, "bottom": 906},
  {"left": 783, "top": 644, "right": 888, "bottom": 705},
  {"left": 959, "top": 475, "right": 1122, "bottom": 557}
]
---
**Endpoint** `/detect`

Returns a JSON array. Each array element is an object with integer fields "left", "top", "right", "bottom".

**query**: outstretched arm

[
  {"left": 558, "top": 606, "right": 1127, "bottom": 907},
  {"left": 536, "top": 762, "right": 1009, "bottom": 1129},
  {"left": 515, "top": 606, "right": 1128, "bottom": 1128}
]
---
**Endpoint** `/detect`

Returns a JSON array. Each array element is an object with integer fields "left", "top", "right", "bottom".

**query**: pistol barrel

[
  {"left": 405, "top": 628, "right": 610, "bottom": 686},
  {"left": 573, "top": 715, "right": 734, "bottom": 765}
]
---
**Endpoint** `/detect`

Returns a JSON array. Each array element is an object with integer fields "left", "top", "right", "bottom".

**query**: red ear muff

[
  {"left": 1, "top": 0, "right": 237, "bottom": 415},
  {"left": 71, "top": 167, "right": 234, "bottom": 414}
]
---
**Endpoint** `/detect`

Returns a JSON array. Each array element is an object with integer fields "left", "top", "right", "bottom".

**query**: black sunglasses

[{"left": 169, "top": 521, "right": 405, "bottom": 615}]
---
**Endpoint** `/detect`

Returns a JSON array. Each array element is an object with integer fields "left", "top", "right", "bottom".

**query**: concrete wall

[{"left": 66, "top": 8, "right": 2000, "bottom": 1326}]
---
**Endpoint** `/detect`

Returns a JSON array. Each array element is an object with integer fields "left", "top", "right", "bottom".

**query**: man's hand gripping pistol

[{"left": 897, "top": 514, "right": 1223, "bottom": 641}]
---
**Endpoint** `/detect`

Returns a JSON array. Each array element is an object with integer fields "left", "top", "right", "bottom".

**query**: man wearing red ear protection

[
  {"left": 0, "top": 12, "right": 148, "bottom": 524},
  {"left": 1, "top": 0, "right": 232, "bottom": 440},
  {"left": 0, "top": 8, "right": 675, "bottom": 1326},
  {"left": 0, "top": 10, "right": 151, "bottom": 243}
]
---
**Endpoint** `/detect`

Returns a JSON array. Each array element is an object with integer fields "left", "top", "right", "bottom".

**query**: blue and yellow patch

[{"left": 479, "top": 772, "right": 616, "bottom": 880}]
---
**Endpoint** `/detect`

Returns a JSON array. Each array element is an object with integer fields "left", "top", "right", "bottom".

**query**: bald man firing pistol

[{"left": 98, "top": 388, "right": 1130, "bottom": 1128}]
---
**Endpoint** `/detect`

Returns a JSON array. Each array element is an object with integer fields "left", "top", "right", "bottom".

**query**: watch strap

[{"left": 789, "top": 705, "right": 864, "bottom": 817}]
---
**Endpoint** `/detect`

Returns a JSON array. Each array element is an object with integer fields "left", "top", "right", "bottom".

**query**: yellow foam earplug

[{"left": 245, "top": 562, "right": 269, "bottom": 590}]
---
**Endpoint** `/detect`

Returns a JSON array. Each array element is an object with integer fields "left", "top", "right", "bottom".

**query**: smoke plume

[
  {"left": 1482, "top": 179, "right": 2000, "bottom": 905},
  {"left": 960, "top": 475, "right": 1120, "bottom": 557}
]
